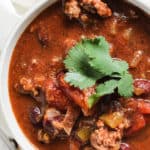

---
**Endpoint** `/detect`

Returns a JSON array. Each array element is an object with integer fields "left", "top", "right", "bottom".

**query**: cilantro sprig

[{"left": 64, "top": 36, "right": 133, "bottom": 108}]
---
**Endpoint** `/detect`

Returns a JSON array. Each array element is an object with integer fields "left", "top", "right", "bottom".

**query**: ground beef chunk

[
  {"left": 64, "top": 0, "right": 112, "bottom": 22},
  {"left": 64, "top": 0, "right": 81, "bottom": 19},
  {"left": 81, "top": 0, "right": 112, "bottom": 17},
  {"left": 117, "top": 117, "right": 131, "bottom": 131},
  {"left": 90, "top": 115, "right": 131, "bottom": 150},
  {"left": 29, "top": 22, "right": 50, "bottom": 47},
  {"left": 15, "top": 75, "right": 71, "bottom": 110},
  {"left": 91, "top": 128, "right": 121, "bottom": 150},
  {"left": 90, "top": 120, "right": 122, "bottom": 150},
  {"left": 44, "top": 78, "right": 70, "bottom": 110},
  {"left": 15, "top": 75, "right": 45, "bottom": 96}
]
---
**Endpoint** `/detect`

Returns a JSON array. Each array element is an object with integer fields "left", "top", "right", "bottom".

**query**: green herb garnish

[{"left": 64, "top": 36, "right": 133, "bottom": 108}]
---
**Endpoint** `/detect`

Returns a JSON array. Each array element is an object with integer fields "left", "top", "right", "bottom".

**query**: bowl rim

[
  {"left": 0, "top": 1, "right": 150, "bottom": 150},
  {"left": 0, "top": 0, "right": 57, "bottom": 149}
]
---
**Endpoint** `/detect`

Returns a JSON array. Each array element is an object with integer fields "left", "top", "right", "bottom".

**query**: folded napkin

[
  {"left": 12, "top": 0, "right": 38, "bottom": 9},
  {"left": 11, "top": 0, "right": 40, "bottom": 14}
]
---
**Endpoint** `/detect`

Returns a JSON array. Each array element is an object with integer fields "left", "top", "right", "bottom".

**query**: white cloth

[
  {"left": 12, "top": 0, "right": 38, "bottom": 9},
  {"left": 11, "top": 0, "right": 40, "bottom": 14}
]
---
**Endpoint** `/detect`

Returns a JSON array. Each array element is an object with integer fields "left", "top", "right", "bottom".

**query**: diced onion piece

[
  {"left": 109, "top": 43, "right": 114, "bottom": 55},
  {"left": 130, "top": 50, "right": 143, "bottom": 68},
  {"left": 123, "top": 28, "right": 132, "bottom": 40},
  {"left": 110, "top": 19, "right": 117, "bottom": 35},
  {"left": 76, "top": 127, "right": 92, "bottom": 142},
  {"left": 100, "top": 112, "right": 124, "bottom": 129},
  {"left": 51, "top": 56, "right": 62, "bottom": 63},
  {"left": 141, "top": 73, "right": 146, "bottom": 79}
]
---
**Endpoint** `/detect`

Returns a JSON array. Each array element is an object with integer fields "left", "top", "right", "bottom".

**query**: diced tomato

[
  {"left": 137, "top": 100, "right": 150, "bottom": 114},
  {"left": 125, "top": 112, "right": 145, "bottom": 136},
  {"left": 144, "top": 115, "right": 150, "bottom": 124},
  {"left": 122, "top": 98, "right": 150, "bottom": 114},
  {"left": 57, "top": 72, "right": 95, "bottom": 116}
]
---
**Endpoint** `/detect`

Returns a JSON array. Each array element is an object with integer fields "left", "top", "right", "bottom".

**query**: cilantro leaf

[
  {"left": 118, "top": 72, "right": 134, "bottom": 97},
  {"left": 112, "top": 60, "right": 129, "bottom": 74},
  {"left": 64, "top": 36, "right": 133, "bottom": 108},
  {"left": 89, "top": 59, "right": 129, "bottom": 76},
  {"left": 88, "top": 80, "right": 119, "bottom": 108},
  {"left": 83, "top": 36, "right": 113, "bottom": 75},
  {"left": 96, "top": 80, "right": 119, "bottom": 96},
  {"left": 65, "top": 72, "right": 96, "bottom": 89},
  {"left": 83, "top": 37, "right": 129, "bottom": 75},
  {"left": 87, "top": 72, "right": 134, "bottom": 108},
  {"left": 64, "top": 43, "right": 88, "bottom": 73},
  {"left": 64, "top": 41, "right": 105, "bottom": 89},
  {"left": 82, "top": 36, "right": 110, "bottom": 58},
  {"left": 89, "top": 57, "right": 113, "bottom": 75},
  {"left": 88, "top": 94, "right": 100, "bottom": 109}
]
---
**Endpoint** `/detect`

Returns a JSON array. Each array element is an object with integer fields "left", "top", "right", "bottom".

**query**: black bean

[
  {"left": 29, "top": 106, "right": 42, "bottom": 125},
  {"left": 43, "top": 120, "right": 55, "bottom": 135}
]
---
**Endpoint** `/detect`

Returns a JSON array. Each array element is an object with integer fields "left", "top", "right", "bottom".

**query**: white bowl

[
  {"left": 0, "top": 0, "right": 57, "bottom": 149},
  {"left": 0, "top": 0, "right": 149, "bottom": 150}
]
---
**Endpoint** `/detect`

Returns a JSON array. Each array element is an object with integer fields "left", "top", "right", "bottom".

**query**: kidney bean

[
  {"left": 134, "top": 79, "right": 150, "bottom": 96},
  {"left": 120, "top": 143, "right": 130, "bottom": 150}
]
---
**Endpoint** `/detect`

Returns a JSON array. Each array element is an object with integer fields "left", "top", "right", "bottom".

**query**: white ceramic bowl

[
  {"left": 0, "top": 0, "right": 57, "bottom": 149},
  {"left": 0, "top": 0, "right": 149, "bottom": 150}
]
